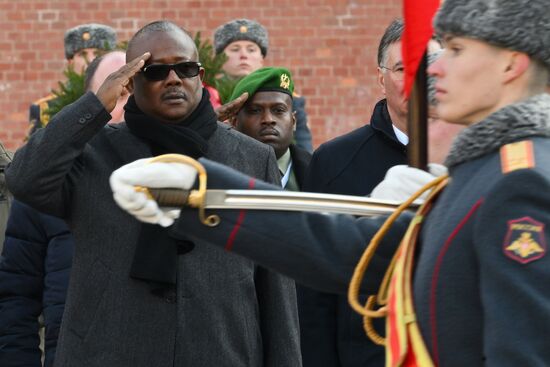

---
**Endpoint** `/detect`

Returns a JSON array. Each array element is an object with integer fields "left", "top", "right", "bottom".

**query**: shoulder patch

[
  {"left": 500, "top": 140, "right": 535, "bottom": 174},
  {"left": 503, "top": 216, "right": 546, "bottom": 264}
]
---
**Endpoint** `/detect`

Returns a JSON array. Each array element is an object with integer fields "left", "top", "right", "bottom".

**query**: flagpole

[{"left": 407, "top": 51, "right": 428, "bottom": 170}]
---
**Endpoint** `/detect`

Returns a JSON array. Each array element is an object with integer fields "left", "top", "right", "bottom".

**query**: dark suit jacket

[
  {"left": 7, "top": 92, "right": 301, "bottom": 367},
  {"left": 289, "top": 144, "right": 312, "bottom": 190},
  {"left": 299, "top": 99, "right": 407, "bottom": 367}
]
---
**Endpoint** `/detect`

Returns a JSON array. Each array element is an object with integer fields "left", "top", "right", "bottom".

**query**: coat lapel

[{"left": 103, "top": 123, "right": 153, "bottom": 166}]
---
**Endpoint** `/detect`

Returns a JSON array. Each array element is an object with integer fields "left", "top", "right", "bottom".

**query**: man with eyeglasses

[
  {"left": 294, "top": 19, "right": 408, "bottom": 367},
  {"left": 6, "top": 20, "right": 300, "bottom": 367}
]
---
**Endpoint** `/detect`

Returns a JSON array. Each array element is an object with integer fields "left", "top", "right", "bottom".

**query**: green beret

[{"left": 229, "top": 67, "right": 294, "bottom": 102}]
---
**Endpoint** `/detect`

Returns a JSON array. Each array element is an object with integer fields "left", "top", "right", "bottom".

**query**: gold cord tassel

[{"left": 347, "top": 175, "right": 449, "bottom": 345}]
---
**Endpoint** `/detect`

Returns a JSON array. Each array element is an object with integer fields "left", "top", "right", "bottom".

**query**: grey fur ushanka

[{"left": 435, "top": 0, "right": 550, "bottom": 68}]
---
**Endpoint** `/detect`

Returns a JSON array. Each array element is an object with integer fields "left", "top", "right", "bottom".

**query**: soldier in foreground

[{"left": 112, "top": 1, "right": 550, "bottom": 365}]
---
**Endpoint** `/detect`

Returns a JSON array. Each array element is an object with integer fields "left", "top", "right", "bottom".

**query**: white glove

[
  {"left": 109, "top": 158, "right": 198, "bottom": 227},
  {"left": 370, "top": 163, "right": 448, "bottom": 203}
]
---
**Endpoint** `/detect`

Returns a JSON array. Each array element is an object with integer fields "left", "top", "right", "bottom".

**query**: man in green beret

[{"left": 228, "top": 67, "right": 311, "bottom": 191}]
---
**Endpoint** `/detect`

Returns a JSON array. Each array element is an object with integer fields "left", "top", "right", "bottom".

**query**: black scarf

[
  {"left": 125, "top": 89, "right": 218, "bottom": 286},
  {"left": 125, "top": 88, "right": 217, "bottom": 157}
]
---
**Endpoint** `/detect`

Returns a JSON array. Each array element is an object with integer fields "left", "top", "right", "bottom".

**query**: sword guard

[{"left": 136, "top": 154, "right": 220, "bottom": 227}]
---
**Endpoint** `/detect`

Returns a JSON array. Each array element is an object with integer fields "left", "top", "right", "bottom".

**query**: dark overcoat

[
  {"left": 298, "top": 99, "right": 406, "bottom": 367},
  {"left": 6, "top": 92, "right": 301, "bottom": 367}
]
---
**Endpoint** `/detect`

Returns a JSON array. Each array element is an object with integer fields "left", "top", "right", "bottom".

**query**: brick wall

[{"left": 0, "top": 0, "right": 402, "bottom": 151}]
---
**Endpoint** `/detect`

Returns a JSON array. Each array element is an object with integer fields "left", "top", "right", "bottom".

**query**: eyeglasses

[
  {"left": 141, "top": 61, "right": 202, "bottom": 81},
  {"left": 379, "top": 64, "right": 404, "bottom": 81}
]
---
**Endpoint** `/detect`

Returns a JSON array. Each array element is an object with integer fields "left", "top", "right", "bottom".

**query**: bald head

[
  {"left": 126, "top": 20, "right": 205, "bottom": 124},
  {"left": 85, "top": 50, "right": 126, "bottom": 92},
  {"left": 127, "top": 21, "right": 197, "bottom": 62}
]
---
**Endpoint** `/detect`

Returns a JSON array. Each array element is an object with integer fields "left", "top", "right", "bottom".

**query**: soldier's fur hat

[
  {"left": 214, "top": 19, "right": 268, "bottom": 57},
  {"left": 64, "top": 23, "right": 117, "bottom": 59},
  {"left": 435, "top": 0, "right": 550, "bottom": 69}
]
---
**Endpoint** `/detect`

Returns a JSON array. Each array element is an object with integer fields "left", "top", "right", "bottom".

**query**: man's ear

[
  {"left": 126, "top": 77, "right": 134, "bottom": 94},
  {"left": 292, "top": 111, "right": 297, "bottom": 131},
  {"left": 199, "top": 67, "right": 205, "bottom": 81},
  {"left": 377, "top": 67, "right": 386, "bottom": 96},
  {"left": 503, "top": 52, "right": 530, "bottom": 84}
]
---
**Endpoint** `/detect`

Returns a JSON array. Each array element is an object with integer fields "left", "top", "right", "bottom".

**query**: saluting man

[
  {"left": 8, "top": 20, "right": 300, "bottom": 367},
  {"left": 111, "top": 1, "right": 550, "bottom": 365}
]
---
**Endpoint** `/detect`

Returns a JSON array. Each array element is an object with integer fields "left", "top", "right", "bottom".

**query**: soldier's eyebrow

[{"left": 442, "top": 35, "right": 455, "bottom": 46}]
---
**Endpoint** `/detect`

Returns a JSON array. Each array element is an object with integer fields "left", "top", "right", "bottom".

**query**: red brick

[{"left": 0, "top": 0, "right": 403, "bottom": 149}]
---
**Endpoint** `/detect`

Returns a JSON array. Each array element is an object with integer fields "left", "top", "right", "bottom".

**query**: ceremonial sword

[{"left": 135, "top": 154, "right": 418, "bottom": 227}]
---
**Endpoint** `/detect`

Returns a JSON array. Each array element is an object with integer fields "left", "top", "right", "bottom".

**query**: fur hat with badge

[
  {"left": 214, "top": 19, "right": 269, "bottom": 57},
  {"left": 64, "top": 23, "right": 117, "bottom": 60},
  {"left": 434, "top": 0, "right": 550, "bottom": 69}
]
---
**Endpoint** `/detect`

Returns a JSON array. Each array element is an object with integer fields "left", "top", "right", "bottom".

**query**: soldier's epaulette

[
  {"left": 500, "top": 140, "right": 535, "bottom": 174},
  {"left": 32, "top": 94, "right": 55, "bottom": 106},
  {"left": 32, "top": 94, "right": 55, "bottom": 127}
]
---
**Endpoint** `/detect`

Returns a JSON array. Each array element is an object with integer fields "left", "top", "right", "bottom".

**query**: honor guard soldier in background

[
  {"left": 111, "top": 0, "right": 550, "bottom": 366},
  {"left": 28, "top": 23, "right": 116, "bottom": 135},
  {"left": 214, "top": 18, "right": 314, "bottom": 152}
]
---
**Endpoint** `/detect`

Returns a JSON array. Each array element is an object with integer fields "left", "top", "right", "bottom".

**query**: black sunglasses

[{"left": 141, "top": 61, "right": 202, "bottom": 81}]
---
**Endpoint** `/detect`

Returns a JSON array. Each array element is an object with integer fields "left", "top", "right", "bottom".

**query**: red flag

[{"left": 402, "top": 0, "right": 440, "bottom": 97}]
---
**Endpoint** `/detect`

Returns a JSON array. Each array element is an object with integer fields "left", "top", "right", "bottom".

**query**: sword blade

[{"left": 148, "top": 188, "right": 414, "bottom": 217}]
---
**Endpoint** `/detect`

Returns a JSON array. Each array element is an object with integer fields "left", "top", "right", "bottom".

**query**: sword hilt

[
  {"left": 148, "top": 188, "right": 191, "bottom": 207},
  {"left": 134, "top": 154, "right": 220, "bottom": 227}
]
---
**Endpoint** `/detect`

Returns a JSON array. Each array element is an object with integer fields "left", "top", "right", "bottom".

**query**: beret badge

[{"left": 280, "top": 74, "right": 291, "bottom": 90}]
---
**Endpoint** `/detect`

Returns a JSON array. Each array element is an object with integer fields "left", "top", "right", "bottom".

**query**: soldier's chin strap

[{"left": 347, "top": 174, "right": 449, "bottom": 346}]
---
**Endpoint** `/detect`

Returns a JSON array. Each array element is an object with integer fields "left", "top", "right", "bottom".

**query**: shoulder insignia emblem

[
  {"left": 280, "top": 74, "right": 290, "bottom": 90},
  {"left": 239, "top": 25, "right": 248, "bottom": 33},
  {"left": 38, "top": 99, "right": 52, "bottom": 126},
  {"left": 503, "top": 216, "right": 546, "bottom": 264},
  {"left": 500, "top": 140, "right": 535, "bottom": 174},
  {"left": 33, "top": 94, "right": 55, "bottom": 106}
]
